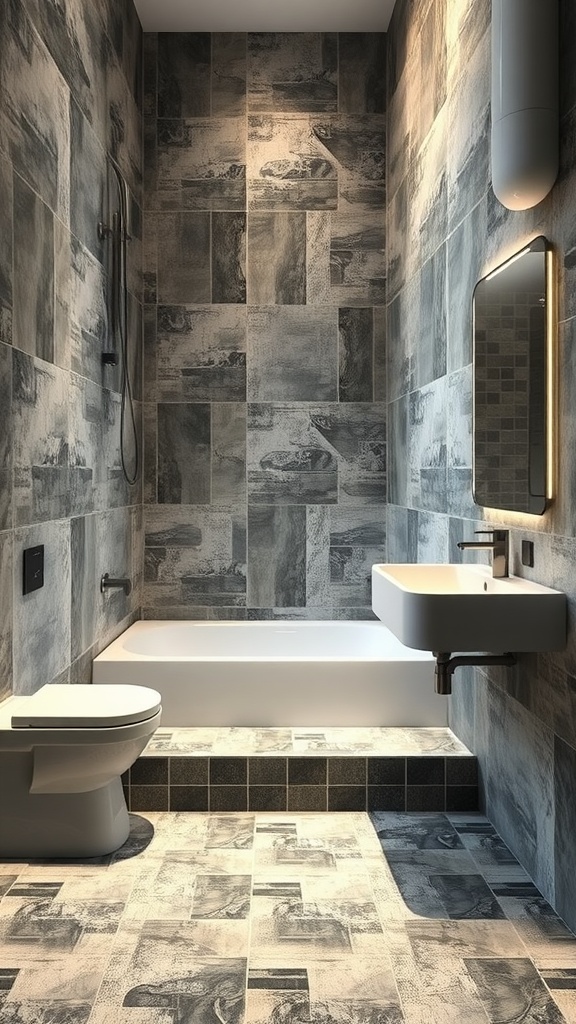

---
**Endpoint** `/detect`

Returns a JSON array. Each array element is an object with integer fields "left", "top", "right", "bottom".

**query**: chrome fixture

[
  {"left": 457, "top": 529, "right": 509, "bottom": 579},
  {"left": 100, "top": 573, "right": 132, "bottom": 596},
  {"left": 99, "top": 154, "right": 139, "bottom": 486}
]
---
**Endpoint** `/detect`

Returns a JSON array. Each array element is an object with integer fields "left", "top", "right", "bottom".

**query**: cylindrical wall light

[{"left": 491, "top": 0, "right": 558, "bottom": 211}]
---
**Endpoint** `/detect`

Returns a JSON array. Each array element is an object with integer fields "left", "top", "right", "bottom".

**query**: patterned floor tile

[{"left": 0, "top": 812, "right": 573, "bottom": 1024}]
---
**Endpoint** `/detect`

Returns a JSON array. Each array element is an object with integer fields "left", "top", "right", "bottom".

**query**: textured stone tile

[
  {"left": 12, "top": 519, "right": 71, "bottom": 695},
  {"left": 247, "top": 33, "right": 337, "bottom": 112},
  {"left": 212, "top": 212, "right": 246, "bottom": 303},
  {"left": 248, "top": 306, "right": 338, "bottom": 401},
  {"left": 212, "top": 404, "right": 247, "bottom": 504},
  {"left": 0, "top": 0, "right": 71, "bottom": 220},
  {"left": 156, "top": 213, "right": 211, "bottom": 304},
  {"left": 0, "top": 531, "right": 13, "bottom": 701},
  {"left": 247, "top": 114, "right": 337, "bottom": 211},
  {"left": 12, "top": 350, "right": 69, "bottom": 526},
  {"left": 54, "top": 225, "right": 108, "bottom": 380},
  {"left": 153, "top": 117, "right": 245, "bottom": 211},
  {"left": 157, "top": 305, "right": 246, "bottom": 403},
  {"left": 306, "top": 506, "right": 386, "bottom": 609},
  {"left": 408, "top": 379, "right": 447, "bottom": 512},
  {"left": 338, "top": 33, "right": 386, "bottom": 114},
  {"left": 0, "top": 153, "right": 13, "bottom": 347},
  {"left": 0, "top": 343, "right": 12, "bottom": 533},
  {"left": 339, "top": 308, "right": 373, "bottom": 402},
  {"left": 247, "top": 404, "right": 337, "bottom": 505},
  {"left": 70, "top": 100, "right": 106, "bottom": 264},
  {"left": 157, "top": 33, "right": 211, "bottom": 118},
  {"left": 13, "top": 173, "right": 54, "bottom": 363},
  {"left": 247, "top": 505, "right": 306, "bottom": 608},
  {"left": 144, "top": 505, "right": 246, "bottom": 609},
  {"left": 247, "top": 213, "right": 306, "bottom": 304},
  {"left": 157, "top": 404, "right": 210, "bottom": 504},
  {"left": 212, "top": 33, "right": 246, "bottom": 116}
]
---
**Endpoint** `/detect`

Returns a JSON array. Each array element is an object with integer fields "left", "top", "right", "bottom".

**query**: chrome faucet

[
  {"left": 100, "top": 573, "right": 132, "bottom": 596},
  {"left": 457, "top": 529, "right": 509, "bottom": 578}
]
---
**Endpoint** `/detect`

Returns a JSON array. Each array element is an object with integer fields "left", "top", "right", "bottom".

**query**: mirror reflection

[{"left": 472, "top": 236, "right": 551, "bottom": 515}]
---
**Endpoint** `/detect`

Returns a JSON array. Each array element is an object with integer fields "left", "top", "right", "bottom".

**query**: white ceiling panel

[{"left": 133, "top": 0, "right": 395, "bottom": 33}]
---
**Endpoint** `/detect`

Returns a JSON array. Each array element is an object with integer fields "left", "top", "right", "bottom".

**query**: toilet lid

[{"left": 11, "top": 684, "right": 162, "bottom": 728}]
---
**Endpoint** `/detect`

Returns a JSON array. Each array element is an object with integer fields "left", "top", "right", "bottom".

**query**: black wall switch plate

[
  {"left": 521, "top": 540, "right": 534, "bottom": 568},
  {"left": 23, "top": 545, "right": 44, "bottom": 594}
]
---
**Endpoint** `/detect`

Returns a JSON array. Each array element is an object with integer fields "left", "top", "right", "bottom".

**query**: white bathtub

[{"left": 92, "top": 620, "right": 443, "bottom": 727}]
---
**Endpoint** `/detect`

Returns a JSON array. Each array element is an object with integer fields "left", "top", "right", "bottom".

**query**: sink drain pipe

[{"left": 434, "top": 652, "right": 517, "bottom": 695}]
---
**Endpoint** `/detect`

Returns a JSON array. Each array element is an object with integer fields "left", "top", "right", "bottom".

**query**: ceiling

[{"left": 133, "top": 0, "right": 395, "bottom": 33}]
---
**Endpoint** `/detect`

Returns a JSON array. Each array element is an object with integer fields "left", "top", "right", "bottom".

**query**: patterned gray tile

[
  {"left": 157, "top": 33, "right": 211, "bottom": 118},
  {"left": 212, "top": 404, "right": 247, "bottom": 504},
  {"left": 247, "top": 114, "right": 338, "bottom": 211},
  {"left": 247, "top": 33, "right": 337, "bottom": 112},
  {"left": 248, "top": 307, "right": 338, "bottom": 402},
  {"left": 306, "top": 506, "right": 386, "bottom": 609},
  {"left": 338, "top": 34, "right": 386, "bottom": 114},
  {"left": 156, "top": 305, "right": 246, "bottom": 403},
  {"left": 247, "top": 505, "right": 306, "bottom": 608},
  {"left": 70, "top": 100, "right": 106, "bottom": 264},
  {"left": 0, "top": 531, "right": 13, "bottom": 702},
  {"left": 0, "top": 154, "right": 13, "bottom": 347},
  {"left": 153, "top": 117, "right": 245, "bottom": 211},
  {"left": 339, "top": 308, "right": 374, "bottom": 402},
  {"left": 12, "top": 519, "right": 71, "bottom": 695},
  {"left": 212, "top": 213, "right": 246, "bottom": 304},
  {"left": 156, "top": 213, "right": 211, "bottom": 305},
  {"left": 157, "top": 404, "right": 211, "bottom": 504},
  {"left": 12, "top": 350, "right": 69, "bottom": 526},
  {"left": 247, "top": 404, "right": 338, "bottom": 506},
  {"left": 212, "top": 33, "right": 247, "bottom": 117},
  {"left": 0, "top": 0, "right": 71, "bottom": 220},
  {"left": 13, "top": 173, "right": 54, "bottom": 363},
  {"left": 247, "top": 213, "right": 306, "bottom": 304},
  {"left": 465, "top": 957, "right": 565, "bottom": 1024}
]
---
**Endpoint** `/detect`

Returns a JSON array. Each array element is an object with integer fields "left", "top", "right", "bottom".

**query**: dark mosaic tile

[
  {"left": 288, "top": 758, "right": 327, "bottom": 785},
  {"left": 209, "top": 786, "right": 248, "bottom": 812},
  {"left": 446, "top": 757, "right": 478, "bottom": 786},
  {"left": 131, "top": 757, "right": 168, "bottom": 786},
  {"left": 367, "top": 786, "right": 406, "bottom": 812},
  {"left": 407, "top": 758, "right": 446, "bottom": 786},
  {"left": 446, "top": 786, "right": 480, "bottom": 812},
  {"left": 328, "top": 757, "right": 367, "bottom": 785},
  {"left": 170, "top": 757, "right": 209, "bottom": 785},
  {"left": 328, "top": 786, "right": 366, "bottom": 811},
  {"left": 130, "top": 785, "right": 169, "bottom": 811},
  {"left": 210, "top": 757, "right": 248, "bottom": 786},
  {"left": 249, "top": 786, "right": 288, "bottom": 811},
  {"left": 170, "top": 786, "right": 209, "bottom": 811},
  {"left": 287, "top": 786, "right": 327, "bottom": 811},
  {"left": 368, "top": 758, "right": 405, "bottom": 786},
  {"left": 249, "top": 757, "right": 287, "bottom": 785},
  {"left": 406, "top": 786, "right": 446, "bottom": 812}
]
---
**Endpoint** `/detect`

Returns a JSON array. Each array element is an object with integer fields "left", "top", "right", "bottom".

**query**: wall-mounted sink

[{"left": 371, "top": 563, "right": 566, "bottom": 653}]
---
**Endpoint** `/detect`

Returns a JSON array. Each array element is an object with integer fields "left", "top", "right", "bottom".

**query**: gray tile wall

[
  {"left": 387, "top": 0, "right": 576, "bottom": 930},
  {"left": 0, "top": 0, "right": 143, "bottom": 698},
  {"left": 142, "top": 33, "right": 387, "bottom": 619}
]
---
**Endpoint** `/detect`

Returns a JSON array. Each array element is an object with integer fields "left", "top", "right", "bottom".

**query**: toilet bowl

[{"left": 0, "top": 684, "right": 161, "bottom": 858}]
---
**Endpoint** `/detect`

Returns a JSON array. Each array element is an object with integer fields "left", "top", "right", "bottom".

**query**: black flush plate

[
  {"left": 521, "top": 540, "right": 534, "bottom": 568},
  {"left": 23, "top": 545, "right": 44, "bottom": 595}
]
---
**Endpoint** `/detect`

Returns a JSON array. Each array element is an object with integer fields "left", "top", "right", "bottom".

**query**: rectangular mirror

[{"left": 472, "top": 236, "right": 554, "bottom": 515}]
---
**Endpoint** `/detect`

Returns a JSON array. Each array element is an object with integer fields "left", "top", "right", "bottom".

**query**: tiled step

[{"left": 125, "top": 727, "right": 479, "bottom": 813}]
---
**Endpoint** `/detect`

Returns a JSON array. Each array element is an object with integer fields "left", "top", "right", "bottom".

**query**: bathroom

[{"left": 2, "top": 0, "right": 576, "bottom": 1018}]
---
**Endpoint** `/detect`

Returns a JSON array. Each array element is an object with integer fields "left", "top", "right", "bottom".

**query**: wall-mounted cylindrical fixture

[{"left": 491, "top": 0, "right": 558, "bottom": 211}]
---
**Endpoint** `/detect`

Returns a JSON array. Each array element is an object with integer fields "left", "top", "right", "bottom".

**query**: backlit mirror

[{"left": 472, "top": 236, "right": 554, "bottom": 515}]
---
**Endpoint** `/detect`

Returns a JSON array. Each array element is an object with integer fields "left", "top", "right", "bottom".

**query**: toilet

[{"left": 0, "top": 684, "right": 161, "bottom": 858}]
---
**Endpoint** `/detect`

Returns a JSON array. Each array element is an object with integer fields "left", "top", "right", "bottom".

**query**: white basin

[{"left": 371, "top": 563, "right": 566, "bottom": 653}]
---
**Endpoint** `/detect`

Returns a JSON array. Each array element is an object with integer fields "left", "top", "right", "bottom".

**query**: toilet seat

[{"left": 9, "top": 684, "right": 161, "bottom": 729}]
